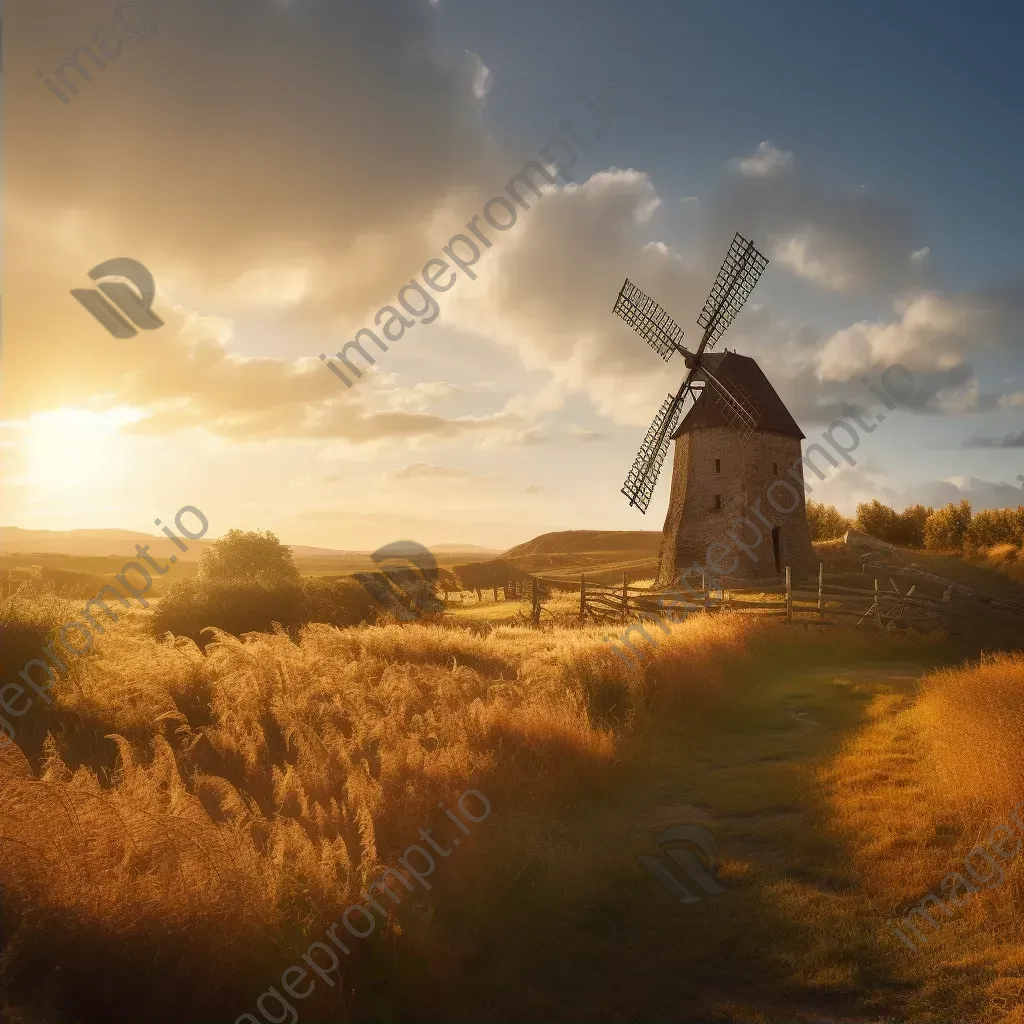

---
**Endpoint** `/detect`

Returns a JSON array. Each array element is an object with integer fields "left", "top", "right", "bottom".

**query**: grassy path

[{"left": 424, "top": 655, "right": 970, "bottom": 1024}]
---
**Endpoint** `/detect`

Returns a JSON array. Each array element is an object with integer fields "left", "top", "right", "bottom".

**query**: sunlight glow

[{"left": 19, "top": 407, "right": 144, "bottom": 492}]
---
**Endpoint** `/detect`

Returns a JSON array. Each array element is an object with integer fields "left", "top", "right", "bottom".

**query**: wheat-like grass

[{"left": 0, "top": 609, "right": 852, "bottom": 1021}]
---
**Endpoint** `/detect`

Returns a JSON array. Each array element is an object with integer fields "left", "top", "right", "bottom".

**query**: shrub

[
  {"left": 299, "top": 576, "right": 381, "bottom": 628},
  {"left": 153, "top": 575, "right": 383, "bottom": 642},
  {"left": 923, "top": 500, "right": 973, "bottom": 551},
  {"left": 198, "top": 529, "right": 300, "bottom": 586},
  {"left": 153, "top": 577, "right": 305, "bottom": 641},
  {"left": 806, "top": 500, "right": 853, "bottom": 541},
  {"left": 0, "top": 589, "right": 71, "bottom": 680}
]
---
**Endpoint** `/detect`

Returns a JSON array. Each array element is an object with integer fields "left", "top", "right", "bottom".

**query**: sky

[{"left": 3, "top": 0, "right": 1023, "bottom": 551}]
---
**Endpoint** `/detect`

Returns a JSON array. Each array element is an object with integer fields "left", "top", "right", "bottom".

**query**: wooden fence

[{"left": 571, "top": 565, "right": 951, "bottom": 634}]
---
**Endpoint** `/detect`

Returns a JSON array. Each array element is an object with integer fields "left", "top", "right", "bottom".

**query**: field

[{"left": 2, "top": 528, "right": 1024, "bottom": 1023}]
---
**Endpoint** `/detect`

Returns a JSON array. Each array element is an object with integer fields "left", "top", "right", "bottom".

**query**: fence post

[
  {"left": 785, "top": 566, "right": 792, "bottom": 623},
  {"left": 621, "top": 572, "right": 629, "bottom": 623},
  {"left": 579, "top": 573, "right": 586, "bottom": 624},
  {"left": 943, "top": 585, "right": 953, "bottom": 637},
  {"left": 817, "top": 563, "right": 823, "bottom": 616},
  {"left": 701, "top": 573, "right": 709, "bottom": 613},
  {"left": 531, "top": 577, "right": 541, "bottom": 627},
  {"left": 874, "top": 578, "right": 883, "bottom": 629}
]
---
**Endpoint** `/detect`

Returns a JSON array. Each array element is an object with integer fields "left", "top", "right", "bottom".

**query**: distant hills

[
  {"left": 0, "top": 525, "right": 665, "bottom": 590},
  {"left": 0, "top": 527, "right": 205, "bottom": 560},
  {"left": 0, "top": 526, "right": 500, "bottom": 562}
]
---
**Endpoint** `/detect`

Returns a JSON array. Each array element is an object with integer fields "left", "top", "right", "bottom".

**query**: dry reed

[{"left": 0, "top": 610, "right": 755, "bottom": 1021}]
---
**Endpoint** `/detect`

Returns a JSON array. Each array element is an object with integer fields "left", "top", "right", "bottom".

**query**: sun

[{"left": 20, "top": 407, "right": 141, "bottom": 492}]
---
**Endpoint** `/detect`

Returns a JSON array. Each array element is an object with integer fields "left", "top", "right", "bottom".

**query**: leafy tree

[
  {"left": 198, "top": 529, "right": 300, "bottom": 586},
  {"left": 892, "top": 504, "right": 933, "bottom": 548},
  {"left": 923, "top": 501, "right": 973, "bottom": 551},
  {"left": 854, "top": 500, "right": 933, "bottom": 547},
  {"left": 806, "top": 500, "right": 853, "bottom": 541},
  {"left": 855, "top": 500, "right": 900, "bottom": 543},
  {"left": 967, "top": 507, "right": 1024, "bottom": 548}
]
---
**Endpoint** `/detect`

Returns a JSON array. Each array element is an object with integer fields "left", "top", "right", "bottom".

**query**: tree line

[{"left": 806, "top": 498, "right": 1024, "bottom": 553}]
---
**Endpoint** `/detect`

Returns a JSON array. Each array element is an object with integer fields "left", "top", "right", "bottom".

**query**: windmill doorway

[{"left": 771, "top": 528, "right": 781, "bottom": 574}]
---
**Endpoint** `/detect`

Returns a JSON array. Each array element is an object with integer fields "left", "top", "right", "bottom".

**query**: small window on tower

[
  {"left": 773, "top": 462, "right": 778, "bottom": 474},
  {"left": 715, "top": 458, "right": 721, "bottom": 473},
  {"left": 714, "top": 495, "right": 722, "bottom": 510}
]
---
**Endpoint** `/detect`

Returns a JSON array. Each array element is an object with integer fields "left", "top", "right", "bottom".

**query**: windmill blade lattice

[
  {"left": 703, "top": 369, "right": 763, "bottom": 443},
  {"left": 696, "top": 233, "right": 769, "bottom": 351},
  {"left": 613, "top": 279, "right": 686, "bottom": 362},
  {"left": 622, "top": 391, "right": 691, "bottom": 512}
]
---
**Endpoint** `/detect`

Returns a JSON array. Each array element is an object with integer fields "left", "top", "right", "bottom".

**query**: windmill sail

[
  {"left": 696, "top": 233, "right": 769, "bottom": 351},
  {"left": 613, "top": 279, "right": 686, "bottom": 362},
  {"left": 613, "top": 232, "right": 769, "bottom": 511},
  {"left": 702, "top": 368, "right": 763, "bottom": 442},
  {"left": 622, "top": 391, "right": 690, "bottom": 512}
]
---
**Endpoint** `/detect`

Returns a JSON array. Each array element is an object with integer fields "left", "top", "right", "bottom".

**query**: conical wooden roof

[{"left": 671, "top": 351, "right": 804, "bottom": 439}]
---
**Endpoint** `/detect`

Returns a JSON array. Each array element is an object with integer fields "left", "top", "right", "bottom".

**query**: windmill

[{"left": 613, "top": 233, "right": 769, "bottom": 513}]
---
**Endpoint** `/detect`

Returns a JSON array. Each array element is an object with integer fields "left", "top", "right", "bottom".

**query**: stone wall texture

[{"left": 656, "top": 426, "right": 817, "bottom": 587}]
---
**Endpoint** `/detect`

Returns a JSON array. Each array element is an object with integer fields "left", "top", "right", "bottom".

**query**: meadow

[{"left": 1, "top": 531, "right": 1023, "bottom": 1023}]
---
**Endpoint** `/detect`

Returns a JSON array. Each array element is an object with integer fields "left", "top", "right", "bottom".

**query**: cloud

[
  {"left": 1, "top": 301, "right": 523, "bottom": 445},
  {"left": 805, "top": 463, "right": 1024, "bottom": 517},
  {"left": 381, "top": 382, "right": 462, "bottom": 413},
  {"left": 6, "top": 0, "right": 501, "bottom": 428},
  {"left": 810, "top": 282, "right": 1024, "bottom": 413},
  {"left": 714, "top": 142, "right": 926, "bottom": 295},
  {"left": 389, "top": 463, "right": 483, "bottom": 480},
  {"left": 13, "top": 0, "right": 492, "bottom": 321},
  {"left": 729, "top": 141, "right": 794, "bottom": 178},
  {"left": 963, "top": 430, "right": 1024, "bottom": 448},
  {"left": 448, "top": 168, "right": 728, "bottom": 424},
  {"left": 506, "top": 426, "right": 549, "bottom": 446},
  {"left": 815, "top": 293, "right": 982, "bottom": 381},
  {"left": 566, "top": 425, "right": 604, "bottom": 441},
  {"left": 900, "top": 476, "right": 1024, "bottom": 510}
]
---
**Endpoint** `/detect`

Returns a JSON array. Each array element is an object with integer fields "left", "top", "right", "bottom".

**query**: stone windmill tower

[{"left": 612, "top": 234, "right": 816, "bottom": 586}]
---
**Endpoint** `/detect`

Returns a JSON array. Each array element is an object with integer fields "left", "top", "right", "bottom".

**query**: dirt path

[{"left": 440, "top": 660, "right": 945, "bottom": 1024}]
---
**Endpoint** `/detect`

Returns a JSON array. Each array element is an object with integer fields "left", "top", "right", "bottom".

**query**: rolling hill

[{"left": 500, "top": 529, "right": 662, "bottom": 582}]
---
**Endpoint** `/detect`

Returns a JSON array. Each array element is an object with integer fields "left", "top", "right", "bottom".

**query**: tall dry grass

[
  {"left": 0, "top": 610, "right": 756, "bottom": 1022},
  {"left": 913, "top": 651, "right": 1024, "bottom": 826},
  {"left": 825, "top": 652, "right": 1024, "bottom": 1023},
  {"left": 971, "top": 542, "right": 1024, "bottom": 585}
]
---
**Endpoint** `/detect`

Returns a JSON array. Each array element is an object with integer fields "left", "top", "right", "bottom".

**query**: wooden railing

[{"left": 570, "top": 565, "right": 951, "bottom": 634}]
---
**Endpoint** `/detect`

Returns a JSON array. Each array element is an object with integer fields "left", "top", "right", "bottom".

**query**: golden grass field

[{"left": 1, "top": 564, "right": 1023, "bottom": 1022}]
